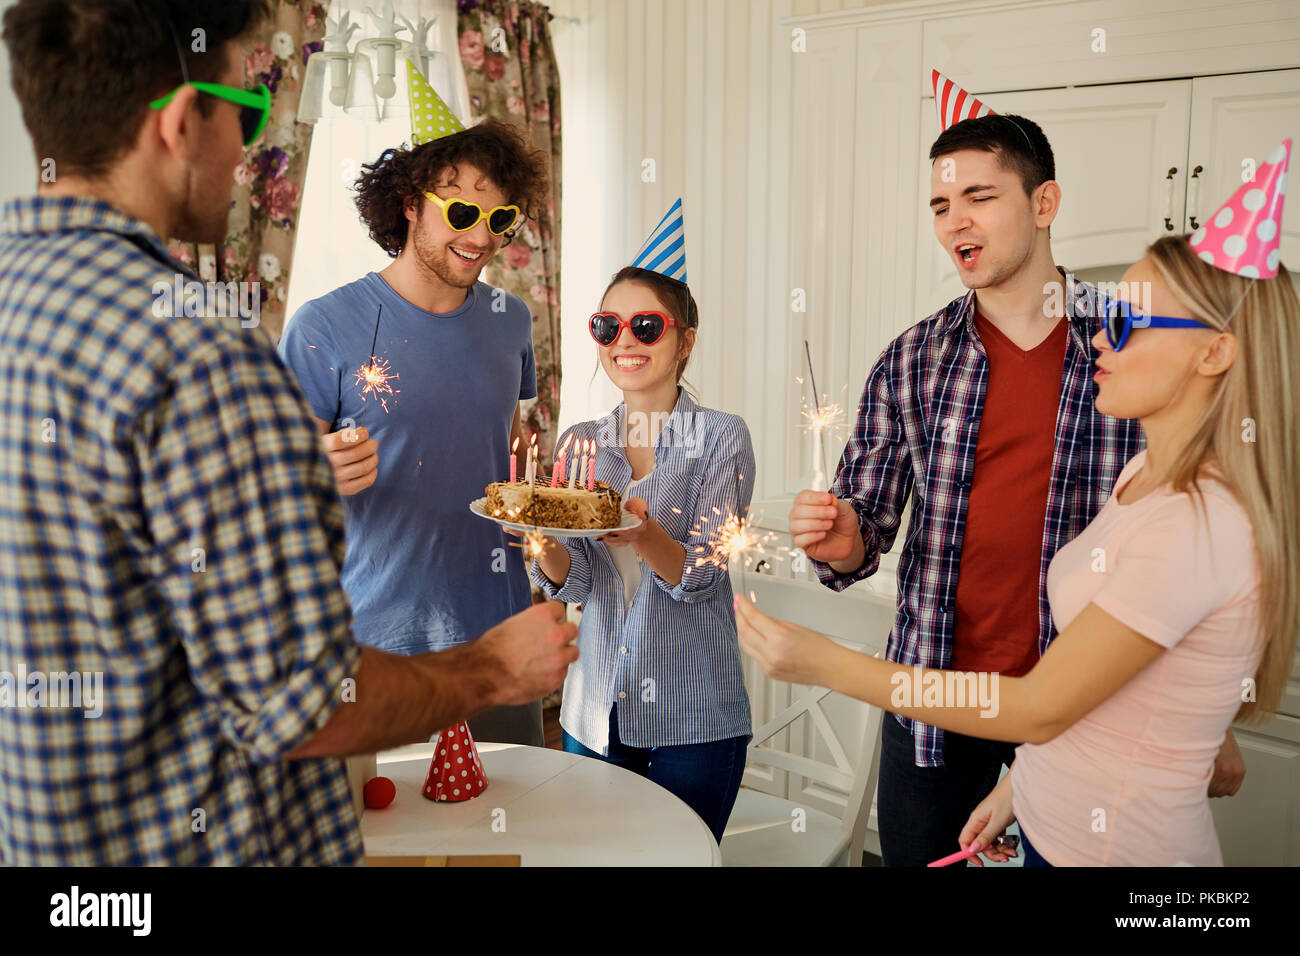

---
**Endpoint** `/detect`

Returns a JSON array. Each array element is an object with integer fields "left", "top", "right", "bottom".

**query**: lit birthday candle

[
  {"left": 551, "top": 433, "right": 572, "bottom": 488},
  {"left": 509, "top": 436, "right": 519, "bottom": 483},
  {"left": 569, "top": 439, "right": 585, "bottom": 489},
  {"left": 529, "top": 442, "right": 539, "bottom": 491},
  {"left": 587, "top": 440, "right": 597, "bottom": 491}
]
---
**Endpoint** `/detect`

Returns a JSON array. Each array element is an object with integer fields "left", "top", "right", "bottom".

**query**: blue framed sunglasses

[{"left": 1103, "top": 297, "right": 1214, "bottom": 351}]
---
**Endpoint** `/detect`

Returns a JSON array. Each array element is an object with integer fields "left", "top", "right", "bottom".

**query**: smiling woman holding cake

[{"left": 527, "top": 201, "right": 755, "bottom": 843}]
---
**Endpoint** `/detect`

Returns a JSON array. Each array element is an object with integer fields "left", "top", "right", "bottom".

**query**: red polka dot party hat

[{"left": 422, "top": 721, "right": 488, "bottom": 802}]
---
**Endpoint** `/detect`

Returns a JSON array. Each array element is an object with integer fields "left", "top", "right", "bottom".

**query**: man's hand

[
  {"left": 1208, "top": 729, "right": 1246, "bottom": 798},
  {"left": 321, "top": 424, "right": 379, "bottom": 495},
  {"left": 475, "top": 601, "right": 578, "bottom": 706},
  {"left": 788, "top": 490, "right": 863, "bottom": 566}
]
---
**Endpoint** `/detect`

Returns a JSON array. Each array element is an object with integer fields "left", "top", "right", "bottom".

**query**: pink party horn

[{"left": 928, "top": 842, "right": 983, "bottom": 867}]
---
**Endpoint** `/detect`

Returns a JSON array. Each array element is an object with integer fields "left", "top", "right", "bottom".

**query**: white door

[{"left": 915, "top": 79, "right": 1194, "bottom": 317}]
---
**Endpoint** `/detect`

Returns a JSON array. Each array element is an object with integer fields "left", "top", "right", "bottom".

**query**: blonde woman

[{"left": 736, "top": 157, "right": 1299, "bottom": 866}]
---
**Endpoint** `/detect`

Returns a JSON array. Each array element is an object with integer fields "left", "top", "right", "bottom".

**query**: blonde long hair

[{"left": 1144, "top": 236, "right": 1300, "bottom": 720}]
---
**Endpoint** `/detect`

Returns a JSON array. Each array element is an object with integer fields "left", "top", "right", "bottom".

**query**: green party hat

[{"left": 407, "top": 58, "right": 465, "bottom": 145}]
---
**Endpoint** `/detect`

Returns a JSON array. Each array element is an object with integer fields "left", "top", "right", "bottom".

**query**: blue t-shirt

[{"left": 278, "top": 272, "right": 536, "bottom": 654}]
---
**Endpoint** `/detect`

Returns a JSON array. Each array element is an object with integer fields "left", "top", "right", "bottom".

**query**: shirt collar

[
  {"left": 939, "top": 266, "right": 1098, "bottom": 353},
  {"left": 598, "top": 387, "right": 700, "bottom": 450},
  {"left": 2, "top": 195, "right": 179, "bottom": 266}
]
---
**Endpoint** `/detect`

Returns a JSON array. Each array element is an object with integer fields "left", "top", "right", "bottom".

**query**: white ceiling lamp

[
  {"left": 300, "top": 2, "right": 456, "bottom": 128},
  {"left": 298, "top": 8, "right": 363, "bottom": 123}
]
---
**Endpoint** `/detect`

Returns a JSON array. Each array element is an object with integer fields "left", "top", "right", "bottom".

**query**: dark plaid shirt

[
  {"left": 0, "top": 197, "right": 363, "bottom": 863},
  {"left": 813, "top": 269, "right": 1145, "bottom": 766}
]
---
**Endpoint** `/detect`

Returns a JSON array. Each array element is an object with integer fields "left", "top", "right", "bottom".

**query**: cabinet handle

[
  {"left": 1163, "top": 167, "right": 1178, "bottom": 231},
  {"left": 1188, "top": 165, "right": 1204, "bottom": 231}
]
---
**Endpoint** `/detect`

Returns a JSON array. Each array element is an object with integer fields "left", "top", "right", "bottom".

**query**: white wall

[
  {"left": 549, "top": 0, "right": 806, "bottom": 503},
  {"left": 0, "top": 0, "right": 40, "bottom": 204}
]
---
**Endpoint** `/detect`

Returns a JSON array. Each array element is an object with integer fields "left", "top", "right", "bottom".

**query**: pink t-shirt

[{"left": 1012, "top": 450, "right": 1263, "bottom": 866}]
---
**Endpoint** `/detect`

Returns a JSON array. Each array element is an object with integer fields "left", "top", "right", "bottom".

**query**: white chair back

[{"left": 732, "top": 572, "right": 892, "bottom": 864}]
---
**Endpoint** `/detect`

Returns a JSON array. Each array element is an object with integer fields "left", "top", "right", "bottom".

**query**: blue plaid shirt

[
  {"left": 0, "top": 197, "right": 363, "bottom": 864},
  {"left": 813, "top": 270, "right": 1145, "bottom": 767}
]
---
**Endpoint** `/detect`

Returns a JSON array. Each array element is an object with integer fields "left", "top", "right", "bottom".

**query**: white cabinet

[
  {"left": 1215, "top": 715, "right": 1300, "bottom": 866},
  {"left": 1187, "top": 69, "right": 1300, "bottom": 260}
]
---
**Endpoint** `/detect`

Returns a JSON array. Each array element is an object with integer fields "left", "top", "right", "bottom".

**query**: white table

[{"left": 361, "top": 742, "right": 722, "bottom": 866}]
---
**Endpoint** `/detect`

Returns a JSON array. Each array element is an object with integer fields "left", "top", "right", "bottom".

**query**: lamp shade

[{"left": 298, "top": 50, "right": 358, "bottom": 123}]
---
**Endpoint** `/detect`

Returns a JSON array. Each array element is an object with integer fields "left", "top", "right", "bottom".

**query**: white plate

[{"left": 469, "top": 496, "right": 642, "bottom": 539}]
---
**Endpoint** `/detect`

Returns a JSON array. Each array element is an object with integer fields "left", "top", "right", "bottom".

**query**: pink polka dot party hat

[{"left": 1190, "top": 138, "right": 1290, "bottom": 279}]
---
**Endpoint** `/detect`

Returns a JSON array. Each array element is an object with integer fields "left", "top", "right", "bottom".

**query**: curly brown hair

[{"left": 353, "top": 117, "right": 550, "bottom": 257}]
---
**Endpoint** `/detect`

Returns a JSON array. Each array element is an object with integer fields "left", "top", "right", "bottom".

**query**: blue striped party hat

[{"left": 630, "top": 198, "right": 687, "bottom": 284}]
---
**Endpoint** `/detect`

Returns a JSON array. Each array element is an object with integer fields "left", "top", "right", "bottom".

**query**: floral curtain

[
  {"left": 169, "top": 1, "right": 329, "bottom": 345},
  {"left": 458, "top": 0, "right": 563, "bottom": 460}
]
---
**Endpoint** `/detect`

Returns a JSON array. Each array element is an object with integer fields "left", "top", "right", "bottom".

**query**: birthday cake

[{"left": 484, "top": 479, "right": 622, "bottom": 530}]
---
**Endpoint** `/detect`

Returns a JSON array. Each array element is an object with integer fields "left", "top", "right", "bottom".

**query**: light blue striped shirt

[{"left": 530, "top": 389, "right": 754, "bottom": 752}]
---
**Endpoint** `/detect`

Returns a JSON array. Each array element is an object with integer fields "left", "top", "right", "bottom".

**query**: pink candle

[
  {"left": 509, "top": 437, "right": 519, "bottom": 482},
  {"left": 587, "top": 440, "right": 597, "bottom": 491},
  {"left": 551, "top": 435, "right": 571, "bottom": 488}
]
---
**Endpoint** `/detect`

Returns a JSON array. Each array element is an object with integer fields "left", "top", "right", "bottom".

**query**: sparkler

[
  {"left": 355, "top": 304, "right": 399, "bottom": 413},
  {"left": 690, "top": 469, "right": 787, "bottom": 605},
  {"left": 798, "top": 340, "right": 847, "bottom": 483}
]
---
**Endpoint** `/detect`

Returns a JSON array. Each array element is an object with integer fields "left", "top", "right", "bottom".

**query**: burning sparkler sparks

[
  {"left": 355, "top": 304, "right": 399, "bottom": 413},
  {"left": 798, "top": 390, "right": 847, "bottom": 438},
  {"left": 690, "top": 470, "right": 792, "bottom": 604},
  {"left": 354, "top": 355, "right": 399, "bottom": 412},
  {"left": 797, "top": 339, "right": 848, "bottom": 485}
]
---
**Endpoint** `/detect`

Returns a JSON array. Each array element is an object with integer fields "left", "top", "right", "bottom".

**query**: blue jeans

[
  {"left": 562, "top": 704, "right": 749, "bottom": 844},
  {"left": 1019, "top": 827, "right": 1053, "bottom": 867}
]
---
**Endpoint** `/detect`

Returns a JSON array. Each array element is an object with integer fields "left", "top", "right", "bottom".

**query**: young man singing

[{"left": 788, "top": 88, "right": 1245, "bottom": 867}]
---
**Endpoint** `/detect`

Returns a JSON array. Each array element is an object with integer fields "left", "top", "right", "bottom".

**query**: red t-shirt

[{"left": 950, "top": 309, "right": 1068, "bottom": 677}]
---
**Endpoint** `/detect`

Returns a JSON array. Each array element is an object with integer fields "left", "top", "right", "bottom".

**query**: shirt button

[
  {"left": 618, "top": 691, "right": 627, "bottom": 699},
  {"left": 620, "top": 646, "right": 628, "bottom": 654}
]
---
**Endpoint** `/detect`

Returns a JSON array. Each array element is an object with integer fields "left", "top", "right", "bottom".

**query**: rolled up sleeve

[
  {"left": 530, "top": 537, "right": 594, "bottom": 604},
  {"left": 654, "top": 416, "right": 756, "bottom": 603},
  {"left": 137, "top": 339, "right": 360, "bottom": 765}
]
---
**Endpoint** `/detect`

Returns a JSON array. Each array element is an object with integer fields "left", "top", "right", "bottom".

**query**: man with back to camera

[
  {"left": 787, "top": 73, "right": 1245, "bottom": 866},
  {"left": 0, "top": 0, "right": 574, "bottom": 865}
]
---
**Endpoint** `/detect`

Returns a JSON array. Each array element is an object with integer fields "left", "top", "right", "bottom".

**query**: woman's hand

[
  {"left": 1208, "top": 729, "right": 1246, "bottom": 797},
  {"left": 599, "top": 498, "right": 687, "bottom": 588},
  {"left": 957, "top": 771, "right": 1018, "bottom": 867},
  {"left": 733, "top": 593, "right": 841, "bottom": 686},
  {"left": 597, "top": 497, "right": 651, "bottom": 548}
]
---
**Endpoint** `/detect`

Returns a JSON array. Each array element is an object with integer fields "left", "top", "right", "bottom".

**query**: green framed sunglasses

[{"left": 149, "top": 82, "right": 272, "bottom": 146}]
